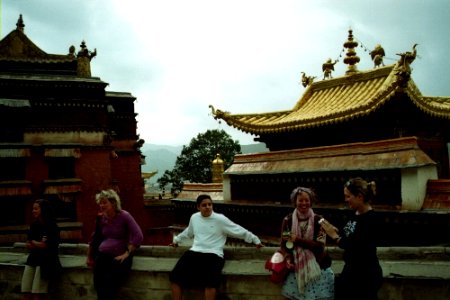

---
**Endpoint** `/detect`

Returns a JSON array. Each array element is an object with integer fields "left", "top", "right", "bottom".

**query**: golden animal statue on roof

[
  {"left": 300, "top": 72, "right": 315, "bottom": 87},
  {"left": 209, "top": 105, "right": 228, "bottom": 120},
  {"left": 397, "top": 44, "right": 418, "bottom": 67},
  {"left": 322, "top": 58, "right": 337, "bottom": 79},
  {"left": 370, "top": 44, "right": 385, "bottom": 68}
]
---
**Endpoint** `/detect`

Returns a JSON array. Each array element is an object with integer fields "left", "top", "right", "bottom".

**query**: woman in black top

[
  {"left": 21, "top": 199, "right": 61, "bottom": 300},
  {"left": 320, "top": 177, "right": 383, "bottom": 300}
]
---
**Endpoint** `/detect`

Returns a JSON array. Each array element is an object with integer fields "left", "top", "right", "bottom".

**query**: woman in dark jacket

[
  {"left": 321, "top": 177, "right": 383, "bottom": 300},
  {"left": 21, "top": 199, "right": 61, "bottom": 300}
]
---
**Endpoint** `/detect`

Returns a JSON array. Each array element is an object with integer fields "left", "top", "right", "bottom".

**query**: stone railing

[{"left": 0, "top": 244, "right": 449, "bottom": 300}]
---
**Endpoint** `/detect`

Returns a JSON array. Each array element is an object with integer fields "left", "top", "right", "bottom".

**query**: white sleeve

[
  {"left": 173, "top": 216, "right": 195, "bottom": 244},
  {"left": 222, "top": 215, "right": 261, "bottom": 244}
]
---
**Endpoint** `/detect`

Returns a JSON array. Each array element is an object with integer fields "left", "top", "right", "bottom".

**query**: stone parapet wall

[{"left": 0, "top": 245, "right": 449, "bottom": 300}]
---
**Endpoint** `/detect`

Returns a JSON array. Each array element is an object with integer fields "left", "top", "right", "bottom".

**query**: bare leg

[
  {"left": 171, "top": 283, "right": 183, "bottom": 300},
  {"left": 204, "top": 287, "right": 216, "bottom": 300}
]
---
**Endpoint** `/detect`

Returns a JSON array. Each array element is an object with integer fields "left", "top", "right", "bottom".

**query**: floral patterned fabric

[{"left": 282, "top": 268, "right": 334, "bottom": 300}]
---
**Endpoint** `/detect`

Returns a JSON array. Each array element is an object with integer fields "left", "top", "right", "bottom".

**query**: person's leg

[
  {"left": 202, "top": 253, "right": 224, "bottom": 300},
  {"left": 94, "top": 254, "right": 114, "bottom": 300},
  {"left": 171, "top": 282, "right": 183, "bottom": 300},
  {"left": 22, "top": 265, "right": 35, "bottom": 300},
  {"left": 204, "top": 287, "right": 216, "bottom": 300}
]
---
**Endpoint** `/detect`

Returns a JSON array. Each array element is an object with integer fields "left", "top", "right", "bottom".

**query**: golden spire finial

[
  {"left": 343, "top": 28, "right": 360, "bottom": 75},
  {"left": 211, "top": 154, "right": 224, "bottom": 183},
  {"left": 16, "top": 14, "right": 25, "bottom": 32}
]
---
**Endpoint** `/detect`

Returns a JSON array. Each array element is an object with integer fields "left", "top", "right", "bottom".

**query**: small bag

[{"left": 265, "top": 250, "right": 289, "bottom": 283}]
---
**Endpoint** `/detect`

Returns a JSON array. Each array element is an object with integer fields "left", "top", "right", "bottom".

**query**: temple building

[
  {"left": 205, "top": 29, "right": 450, "bottom": 246},
  {"left": 0, "top": 15, "right": 148, "bottom": 244}
]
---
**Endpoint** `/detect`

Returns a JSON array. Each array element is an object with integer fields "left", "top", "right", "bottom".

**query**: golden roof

[
  {"left": 210, "top": 62, "right": 450, "bottom": 135},
  {"left": 0, "top": 20, "right": 75, "bottom": 63}
]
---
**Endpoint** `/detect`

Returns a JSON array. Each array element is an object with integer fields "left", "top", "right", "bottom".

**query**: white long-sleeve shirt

[{"left": 173, "top": 211, "right": 261, "bottom": 258}]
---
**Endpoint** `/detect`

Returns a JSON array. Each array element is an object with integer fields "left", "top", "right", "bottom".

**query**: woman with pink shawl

[{"left": 280, "top": 187, "right": 334, "bottom": 300}]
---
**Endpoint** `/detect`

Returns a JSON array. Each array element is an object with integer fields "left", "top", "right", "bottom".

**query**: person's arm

[
  {"left": 28, "top": 239, "right": 47, "bottom": 249},
  {"left": 126, "top": 212, "right": 144, "bottom": 253},
  {"left": 320, "top": 218, "right": 342, "bottom": 246},
  {"left": 222, "top": 215, "right": 262, "bottom": 246},
  {"left": 86, "top": 215, "right": 103, "bottom": 266},
  {"left": 116, "top": 211, "right": 144, "bottom": 261},
  {"left": 170, "top": 215, "right": 195, "bottom": 247},
  {"left": 86, "top": 245, "right": 95, "bottom": 267},
  {"left": 292, "top": 236, "right": 324, "bottom": 252}
]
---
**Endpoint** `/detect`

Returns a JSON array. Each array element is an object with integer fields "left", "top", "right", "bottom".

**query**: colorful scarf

[{"left": 291, "top": 208, "right": 322, "bottom": 294}]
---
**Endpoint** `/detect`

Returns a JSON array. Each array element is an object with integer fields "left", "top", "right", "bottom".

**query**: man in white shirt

[{"left": 169, "top": 194, "right": 264, "bottom": 300}]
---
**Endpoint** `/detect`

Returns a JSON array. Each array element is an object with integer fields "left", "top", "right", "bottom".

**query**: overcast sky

[{"left": 2, "top": 0, "right": 449, "bottom": 146}]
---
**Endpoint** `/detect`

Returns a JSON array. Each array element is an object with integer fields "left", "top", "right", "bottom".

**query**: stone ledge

[
  {"left": 1, "top": 244, "right": 449, "bottom": 279},
  {"left": 1, "top": 245, "right": 450, "bottom": 300}
]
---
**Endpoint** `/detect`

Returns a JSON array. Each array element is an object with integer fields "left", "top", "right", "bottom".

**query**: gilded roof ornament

[
  {"left": 77, "top": 40, "right": 97, "bottom": 60},
  {"left": 370, "top": 44, "right": 385, "bottom": 68},
  {"left": 322, "top": 58, "right": 337, "bottom": 80},
  {"left": 16, "top": 14, "right": 25, "bottom": 32},
  {"left": 343, "top": 29, "right": 360, "bottom": 74},
  {"left": 395, "top": 44, "right": 418, "bottom": 83},
  {"left": 397, "top": 44, "right": 418, "bottom": 68},
  {"left": 212, "top": 153, "right": 224, "bottom": 164},
  {"left": 68, "top": 45, "right": 76, "bottom": 59},
  {"left": 300, "top": 72, "right": 315, "bottom": 87},
  {"left": 76, "top": 41, "right": 97, "bottom": 77},
  {"left": 209, "top": 105, "right": 229, "bottom": 121}
]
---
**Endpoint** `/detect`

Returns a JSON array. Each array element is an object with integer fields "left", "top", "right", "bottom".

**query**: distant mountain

[
  {"left": 241, "top": 143, "right": 269, "bottom": 154},
  {"left": 141, "top": 143, "right": 268, "bottom": 184}
]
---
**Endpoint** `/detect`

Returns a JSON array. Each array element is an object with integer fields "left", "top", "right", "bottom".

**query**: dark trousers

[
  {"left": 335, "top": 264, "right": 383, "bottom": 300},
  {"left": 93, "top": 253, "right": 132, "bottom": 300}
]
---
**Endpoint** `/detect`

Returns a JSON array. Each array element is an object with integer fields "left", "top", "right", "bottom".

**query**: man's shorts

[{"left": 169, "top": 250, "right": 225, "bottom": 288}]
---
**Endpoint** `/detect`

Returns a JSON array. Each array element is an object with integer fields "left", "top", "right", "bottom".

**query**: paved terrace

[{"left": 0, "top": 244, "right": 449, "bottom": 300}]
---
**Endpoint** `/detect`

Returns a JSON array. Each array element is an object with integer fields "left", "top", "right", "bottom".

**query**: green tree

[{"left": 157, "top": 129, "right": 241, "bottom": 196}]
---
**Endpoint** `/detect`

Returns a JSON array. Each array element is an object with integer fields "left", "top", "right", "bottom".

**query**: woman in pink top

[{"left": 86, "top": 189, "right": 143, "bottom": 300}]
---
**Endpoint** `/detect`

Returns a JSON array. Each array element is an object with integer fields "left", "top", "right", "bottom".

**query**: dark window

[
  {"left": 47, "top": 194, "right": 77, "bottom": 222},
  {"left": 0, "top": 158, "right": 26, "bottom": 181},
  {"left": 47, "top": 158, "right": 75, "bottom": 179},
  {"left": 0, "top": 197, "right": 26, "bottom": 226}
]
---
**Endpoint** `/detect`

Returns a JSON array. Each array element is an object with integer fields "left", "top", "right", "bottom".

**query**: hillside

[{"left": 141, "top": 143, "right": 268, "bottom": 184}]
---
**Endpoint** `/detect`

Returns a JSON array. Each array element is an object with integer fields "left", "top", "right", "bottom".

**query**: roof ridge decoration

[
  {"left": 209, "top": 30, "right": 450, "bottom": 135},
  {"left": 0, "top": 15, "right": 98, "bottom": 78},
  {"left": 16, "top": 14, "right": 25, "bottom": 32},
  {"left": 394, "top": 43, "right": 418, "bottom": 84},
  {"left": 343, "top": 28, "right": 360, "bottom": 75},
  {"left": 76, "top": 41, "right": 97, "bottom": 77}
]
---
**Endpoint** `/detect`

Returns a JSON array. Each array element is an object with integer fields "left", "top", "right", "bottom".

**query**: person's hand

[
  {"left": 86, "top": 256, "right": 95, "bottom": 268},
  {"left": 114, "top": 250, "right": 130, "bottom": 263},
  {"left": 285, "top": 258, "right": 295, "bottom": 270},
  {"left": 255, "top": 243, "right": 264, "bottom": 249},
  {"left": 25, "top": 240, "right": 32, "bottom": 249},
  {"left": 290, "top": 233, "right": 297, "bottom": 242},
  {"left": 169, "top": 242, "right": 178, "bottom": 248},
  {"left": 320, "top": 219, "right": 339, "bottom": 240}
]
